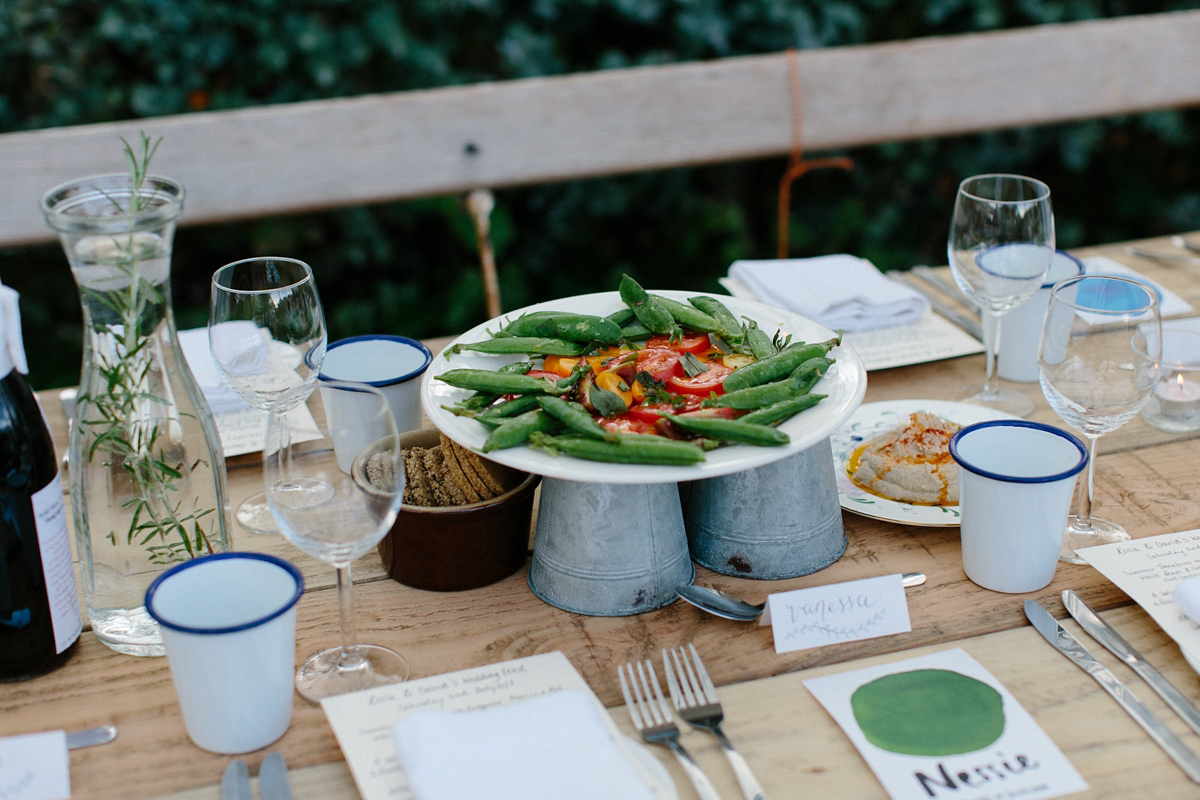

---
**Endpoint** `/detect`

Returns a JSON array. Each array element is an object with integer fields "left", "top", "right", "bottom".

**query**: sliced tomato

[
  {"left": 667, "top": 362, "right": 733, "bottom": 397},
  {"left": 626, "top": 395, "right": 703, "bottom": 423},
  {"left": 542, "top": 355, "right": 580, "bottom": 378},
  {"left": 646, "top": 333, "right": 712, "bottom": 356},
  {"left": 526, "top": 369, "right": 561, "bottom": 382},
  {"left": 601, "top": 414, "right": 659, "bottom": 436},
  {"left": 635, "top": 347, "right": 682, "bottom": 381},
  {"left": 677, "top": 407, "right": 737, "bottom": 419}
]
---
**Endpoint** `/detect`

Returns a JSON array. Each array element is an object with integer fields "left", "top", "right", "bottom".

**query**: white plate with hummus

[{"left": 831, "top": 400, "right": 1021, "bottom": 526}]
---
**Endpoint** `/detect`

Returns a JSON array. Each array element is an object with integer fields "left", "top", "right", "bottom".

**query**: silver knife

[
  {"left": 894, "top": 271, "right": 984, "bottom": 340},
  {"left": 220, "top": 760, "right": 254, "bottom": 800},
  {"left": 1025, "top": 599, "right": 1200, "bottom": 783},
  {"left": 1063, "top": 590, "right": 1200, "bottom": 738},
  {"left": 259, "top": 751, "right": 296, "bottom": 800},
  {"left": 1124, "top": 246, "right": 1200, "bottom": 267},
  {"left": 65, "top": 724, "right": 117, "bottom": 750}
]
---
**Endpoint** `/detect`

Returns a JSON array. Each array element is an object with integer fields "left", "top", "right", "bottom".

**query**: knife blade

[
  {"left": 1024, "top": 599, "right": 1200, "bottom": 783},
  {"left": 1063, "top": 590, "right": 1200, "bottom": 738},
  {"left": 220, "top": 760, "right": 253, "bottom": 800},
  {"left": 65, "top": 724, "right": 117, "bottom": 750},
  {"left": 259, "top": 752, "right": 296, "bottom": 800}
]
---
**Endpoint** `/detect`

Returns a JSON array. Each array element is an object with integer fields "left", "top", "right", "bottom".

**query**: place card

[
  {"left": 1077, "top": 529, "right": 1200, "bottom": 658},
  {"left": 804, "top": 648, "right": 1087, "bottom": 800},
  {"left": 0, "top": 731, "right": 70, "bottom": 800},
  {"left": 321, "top": 651, "right": 666, "bottom": 800},
  {"left": 762, "top": 574, "right": 912, "bottom": 654}
]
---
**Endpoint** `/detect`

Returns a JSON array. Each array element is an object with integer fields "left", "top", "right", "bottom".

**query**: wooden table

[{"left": 7, "top": 233, "right": 1200, "bottom": 799}]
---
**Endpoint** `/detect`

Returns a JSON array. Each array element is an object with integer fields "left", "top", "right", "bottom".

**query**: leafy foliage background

[{"left": 2, "top": 0, "right": 1198, "bottom": 389}]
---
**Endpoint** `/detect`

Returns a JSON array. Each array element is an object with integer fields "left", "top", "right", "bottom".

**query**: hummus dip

[{"left": 848, "top": 412, "right": 961, "bottom": 505}]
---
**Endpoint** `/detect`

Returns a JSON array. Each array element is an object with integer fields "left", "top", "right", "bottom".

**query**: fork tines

[
  {"left": 618, "top": 659, "right": 673, "bottom": 732},
  {"left": 664, "top": 643, "right": 720, "bottom": 708}
]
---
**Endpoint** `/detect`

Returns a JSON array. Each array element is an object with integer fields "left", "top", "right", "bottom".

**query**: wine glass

[
  {"left": 209, "top": 257, "right": 326, "bottom": 533},
  {"left": 264, "top": 381, "right": 408, "bottom": 702},
  {"left": 1039, "top": 275, "right": 1162, "bottom": 563},
  {"left": 947, "top": 174, "right": 1055, "bottom": 417}
]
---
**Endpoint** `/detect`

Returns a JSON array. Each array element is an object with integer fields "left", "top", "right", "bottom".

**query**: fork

[
  {"left": 618, "top": 659, "right": 725, "bottom": 800},
  {"left": 664, "top": 644, "right": 767, "bottom": 800}
]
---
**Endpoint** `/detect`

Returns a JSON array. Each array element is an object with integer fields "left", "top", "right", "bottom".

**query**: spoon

[
  {"left": 676, "top": 572, "right": 928, "bottom": 621},
  {"left": 1171, "top": 235, "right": 1200, "bottom": 256}
]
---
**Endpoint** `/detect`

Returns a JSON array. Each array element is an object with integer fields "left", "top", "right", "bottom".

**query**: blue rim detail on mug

[
  {"left": 317, "top": 334, "right": 433, "bottom": 386},
  {"left": 145, "top": 552, "right": 305, "bottom": 635},
  {"left": 949, "top": 420, "right": 1088, "bottom": 483},
  {"left": 1043, "top": 250, "right": 1084, "bottom": 288}
]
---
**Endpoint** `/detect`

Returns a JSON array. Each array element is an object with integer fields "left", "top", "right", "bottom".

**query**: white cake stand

[{"left": 422, "top": 291, "right": 867, "bottom": 614}]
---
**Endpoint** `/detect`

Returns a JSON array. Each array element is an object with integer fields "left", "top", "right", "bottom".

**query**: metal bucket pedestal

[
  {"left": 528, "top": 478, "right": 694, "bottom": 615},
  {"left": 683, "top": 438, "right": 845, "bottom": 579}
]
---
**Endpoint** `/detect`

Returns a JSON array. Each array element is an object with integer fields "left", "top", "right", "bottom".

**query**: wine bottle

[{"left": 0, "top": 284, "right": 82, "bottom": 681}]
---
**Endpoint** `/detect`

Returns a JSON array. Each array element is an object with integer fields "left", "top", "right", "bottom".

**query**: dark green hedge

[{"left": 2, "top": 0, "right": 1198, "bottom": 389}]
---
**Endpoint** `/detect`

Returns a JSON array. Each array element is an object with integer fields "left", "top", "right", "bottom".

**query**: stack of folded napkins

[
  {"left": 391, "top": 690, "right": 658, "bottom": 800},
  {"left": 729, "top": 254, "right": 929, "bottom": 332}
]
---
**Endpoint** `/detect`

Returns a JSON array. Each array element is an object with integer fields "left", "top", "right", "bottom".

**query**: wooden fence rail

[{"left": 1, "top": 9, "right": 1198, "bottom": 248}]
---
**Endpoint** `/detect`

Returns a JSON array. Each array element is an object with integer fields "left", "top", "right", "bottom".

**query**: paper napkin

[
  {"left": 390, "top": 689, "right": 657, "bottom": 800},
  {"left": 728, "top": 254, "right": 929, "bottom": 332}
]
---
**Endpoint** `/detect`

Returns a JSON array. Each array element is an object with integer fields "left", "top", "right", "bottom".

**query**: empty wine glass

[
  {"left": 948, "top": 174, "right": 1055, "bottom": 417},
  {"left": 209, "top": 257, "right": 326, "bottom": 533},
  {"left": 1039, "top": 275, "right": 1162, "bottom": 563},
  {"left": 264, "top": 381, "right": 408, "bottom": 701}
]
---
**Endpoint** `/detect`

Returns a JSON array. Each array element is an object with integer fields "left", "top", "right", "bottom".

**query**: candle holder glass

[{"left": 1142, "top": 329, "right": 1200, "bottom": 433}]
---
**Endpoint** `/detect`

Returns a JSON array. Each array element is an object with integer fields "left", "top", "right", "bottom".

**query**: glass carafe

[{"left": 41, "top": 174, "right": 231, "bottom": 656}]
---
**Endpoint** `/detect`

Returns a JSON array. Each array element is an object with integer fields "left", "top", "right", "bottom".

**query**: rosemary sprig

[{"left": 77, "top": 134, "right": 219, "bottom": 565}]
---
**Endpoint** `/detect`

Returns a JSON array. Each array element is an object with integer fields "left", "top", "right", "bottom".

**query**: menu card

[
  {"left": 1077, "top": 529, "right": 1200, "bottom": 660},
  {"left": 761, "top": 574, "right": 912, "bottom": 654},
  {"left": 321, "top": 652, "right": 666, "bottom": 800},
  {"left": 804, "top": 648, "right": 1086, "bottom": 800}
]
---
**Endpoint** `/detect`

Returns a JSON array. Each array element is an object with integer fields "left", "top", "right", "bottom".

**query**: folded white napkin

[
  {"left": 176, "top": 327, "right": 252, "bottom": 414},
  {"left": 391, "top": 690, "right": 657, "bottom": 800},
  {"left": 729, "top": 254, "right": 929, "bottom": 332},
  {"left": 1173, "top": 576, "right": 1200, "bottom": 624}
]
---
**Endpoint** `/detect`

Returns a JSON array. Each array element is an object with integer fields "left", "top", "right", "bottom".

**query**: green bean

[
  {"left": 688, "top": 296, "right": 744, "bottom": 343},
  {"left": 620, "top": 322, "right": 654, "bottom": 340},
  {"left": 742, "top": 320, "right": 776, "bottom": 360},
  {"left": 650, "top": 295, "right": 719, "bottom": 333},
  {"left": 454, "top": 360, "right": 534, "bottom": 411},
  {"left": 663, "top": 414, "right": 790, "bottom": 446},
  {"left": 619, "top": 274, "right": 682, "bottom": 338},
  {"left": 535, "top": 395, "right": 616, "bottom": 441},
  {"left": 449, "top": 337, "right": 588, "bottom": 356},
  {"left": 607, "top": 308, "right": 636, "bottom": 326},
  {"left": 708, "top": 372, "right": 811, "bottom": 410},
  {"left": 720, "top": 337, "right": 839, "bottom": 393},
  {"left": 528, "top": 432, "right": 705, "bottom": 465},
  {"left": 481, "top": 410, "right": 562, "bottom": 452},
  {"left": 438, "top": 369, "right": 568, "bottom": 395},
  {"left": 739, "top": 393, "right": 827, "bottom": 426},
  {"left": 477, "top": 394, "right": 542, "bottom": 422},
  {"left": 503, "top": 312, "right": 622, "bottom": 344},
  {"left": 789, "top": 356, "right": 834, "bottom": 394}
]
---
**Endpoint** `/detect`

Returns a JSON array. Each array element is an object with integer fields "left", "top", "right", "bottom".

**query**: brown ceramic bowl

[{"left": 352, "top": 427, "right": 538, "bottom": 591}]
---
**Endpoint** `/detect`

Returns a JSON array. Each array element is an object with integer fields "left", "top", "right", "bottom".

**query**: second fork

[{"left": 664, "top": 644, "right": 767, "bottom": 800}]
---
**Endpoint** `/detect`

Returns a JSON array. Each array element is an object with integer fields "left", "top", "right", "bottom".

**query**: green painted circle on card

[{"left": 850, "top": 669, "right": 1005, "bottom": 756}]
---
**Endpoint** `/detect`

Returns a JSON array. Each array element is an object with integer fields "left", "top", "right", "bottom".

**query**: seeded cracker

[
  {"left": 403, "top": 446, "right": 436, "bottom": 507},
  {"left": 440, "top": 438, "right": 483, "bottom": 503},
  {"left": 450, "top": 439, "right": 506, "bottom": 497}
]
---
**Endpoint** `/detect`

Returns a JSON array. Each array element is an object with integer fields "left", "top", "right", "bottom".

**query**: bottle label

[{"left": 31, "top": 473, "right": 82, "bottom": 653}]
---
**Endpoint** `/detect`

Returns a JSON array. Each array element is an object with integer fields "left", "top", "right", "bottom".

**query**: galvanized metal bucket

[
  {"left": 528, "top": 478, "right": 694, "bottom": 615},
  {"left": 683, "top": 438, "right": 845, "bottom": 579}
]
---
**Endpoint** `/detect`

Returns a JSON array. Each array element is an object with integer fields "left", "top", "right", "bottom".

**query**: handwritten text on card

[{"left": 767, "top": 574, "right": 912, "bottom": 654}]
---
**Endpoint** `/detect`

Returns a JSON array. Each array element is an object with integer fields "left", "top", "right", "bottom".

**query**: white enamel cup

[
  {"left": 318, "top": 335, "right": 433, "bottom": 473},
  {"left": 145, "top": 553, "right": 304, "bottom": 754},
  {"left": 949, "top": 421, "right": 1087, "bottom": 593},
  {"left": 996, "top": 250, "right": 1085, "bottom": 383}
]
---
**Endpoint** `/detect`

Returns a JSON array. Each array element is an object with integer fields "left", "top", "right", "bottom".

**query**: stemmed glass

[
  {"left": 948, "top": 174, "right": 1055, "bottom": 417},
  {"left": 1039, "top": 275, "right": 1162, "bottom": 563},
  {"left": 209, "top": 257, "right": 326, "bottom": 533},
  {"left": 264, "top": 381, "right": 408, "bottom": 702}
]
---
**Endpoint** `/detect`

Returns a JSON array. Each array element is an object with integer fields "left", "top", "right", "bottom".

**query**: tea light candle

[{"left": 1155, "top": 370, "right": 1200, "bottom": 418}]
